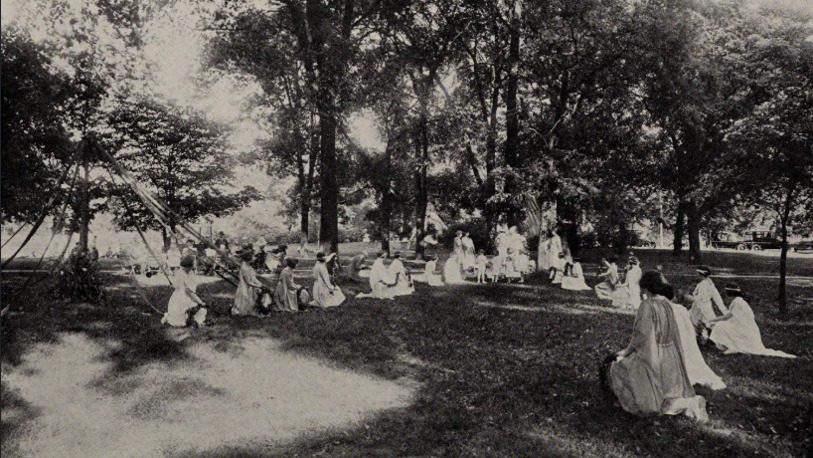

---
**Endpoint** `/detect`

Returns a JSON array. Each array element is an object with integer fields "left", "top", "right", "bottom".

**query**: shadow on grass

[{"left": 2, "top": 260, "right": 811, "bottom": 456}]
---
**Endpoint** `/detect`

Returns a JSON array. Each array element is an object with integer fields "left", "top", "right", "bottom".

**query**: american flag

[{"left": 524, "top": 192, "right": 542, "bottom": 237}]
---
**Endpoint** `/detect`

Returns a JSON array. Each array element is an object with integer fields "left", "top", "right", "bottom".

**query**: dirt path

[{"left": 2, "top": 332, "right": 413, "bottom": 457}]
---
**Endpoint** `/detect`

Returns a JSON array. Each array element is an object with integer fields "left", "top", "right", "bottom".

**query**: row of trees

[
  {"left": 3, "top": 0, "right": 811, "bottom": 311},
  {"left": 2, "top": 1, "right": 258, "bottom": 253}
]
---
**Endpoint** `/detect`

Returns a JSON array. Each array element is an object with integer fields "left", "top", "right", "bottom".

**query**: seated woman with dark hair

[
  {"left": 232, "top": 250, "right": 266, "bottom": 316},
  {"left": 311, "top": 253, "right": 346, "bottom": 308},
  {"left": 708, "top": 284, "right": 796, "bottom": 358},
  {"left": 607, "top": 270, "right": 709, "bottom": 421},
  {"left": 275, "top": 258, "right": 305, "bottom": 312},
  {"left": 162, "top": 255, "right": 208, "bottom": 327},
  {"left": 595, "top": 256, "right": 620, "bottom": 300}
]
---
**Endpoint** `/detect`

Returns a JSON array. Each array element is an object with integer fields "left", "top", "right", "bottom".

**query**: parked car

[
  {"left": 710, "top": 231, "right": 785, "bottom": 251},
  {"left": 710, "top": 231, "right": 750, "bottom": 251},
  {"left": 792, "top": 239, "right": 813, "bottom": 253}
]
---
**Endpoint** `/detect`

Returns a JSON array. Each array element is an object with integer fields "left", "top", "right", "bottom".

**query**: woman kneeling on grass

[
  {"left": 607, "top": 271, "right": 709, "bottom": 422},
  {"left": 708, "top": 284, "right": 796, "bottom": 358},
  {"left": 162, "top": 255, "right": 208, "bottom": 327}
]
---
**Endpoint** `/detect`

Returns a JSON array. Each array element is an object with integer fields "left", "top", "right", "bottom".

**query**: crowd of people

[
  {"left": 550, "top": 252, "right": 797, "bottom": 422},
  {"left": 156, "top": 227, "right": 796, "bottom": 425}
]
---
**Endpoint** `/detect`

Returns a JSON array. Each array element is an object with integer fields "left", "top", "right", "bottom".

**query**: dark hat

[
  {"left": 316, "top": 252, "right": 325, "bottom": 261},
  {"left": 180, "top": 255, "right": 195, "bottom": 268}
]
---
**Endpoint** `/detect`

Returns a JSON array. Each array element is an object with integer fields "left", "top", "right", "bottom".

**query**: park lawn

[{"left": 1, "top": 249, "right": 811, "bottom": 457}]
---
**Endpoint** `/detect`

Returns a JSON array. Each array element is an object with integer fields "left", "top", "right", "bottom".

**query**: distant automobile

[
  {"left": 710, "top": 230, "right": 785, "bottom": 251},
  {"left": 792, "top": 240, "right": 813, "bottom": 253}
]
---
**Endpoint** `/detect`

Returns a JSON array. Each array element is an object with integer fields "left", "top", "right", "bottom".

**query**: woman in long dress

[
  {"left": 232, "top": 251, "right": 265, "bottom": 316},
  {"left": 503, "top": 247, "right": 522, "bottom": 282},
  {"left": 388, "top": 252, "right": 414, "bottom": 296},
  {"left": 311, "top": 253, "right": 346, "bottom": 308},
  {"left": 461, "top": 233, "right": 476, "bottom": 270},
  {"left": 443, "top": 253, "right": 465, "bottom": 284},
  {"left": 345, "top": 252, "right": 368, "bottom": 282},
  {"left": 709, "top": 284, "right": 796, "bottom": 358},
  {"left": 274, "top": 258, "right": 302, "bottom": 312},
  {"left": 595, "top": 256, "right": 620, "bottom": 300},
  {"left": 561, "top": 257, "right": 592, "bottom": 291},
  {"left": 545, "top": 230, "right": 562, "bottom": 273},
  {"left": 613, "top": 257, "right": 643, "bottom": 309},
  {"left": 424, "top": 256, "right": 444, "bottom": 286},
  {"left": 453, "top": 231, "right": 465, "bottom": 260},
  {"left": 162, "top": 255, "right": 208, "bottom": 327},
  {"left": 357, "top": 252, "right": 397, "bottom": 299},
  {"left": 608, "top": 271, "right": 709, "bottom": 421},
  {"left": 550, "top": 252, "right": 567, "bottom": 284}
]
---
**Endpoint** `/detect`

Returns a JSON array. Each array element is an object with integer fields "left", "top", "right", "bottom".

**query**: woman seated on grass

[
  {"left": 708, "top": 284, "right": 796, "bottom": 358},
  {"left": 595, "top": 256, "right": 620, "bottom": 301},
  {"left": 232, "top": 250, "right": 266, "bottom": 316},
  {"left": 613, "top": 256, "right": 643, "bottom": 309},
  {"left": 388, "top": 252, "right": 414, "bottom": 296},
  {"left": 310, "top": 252, "right": 346, "bottom": 308},
  {"left": 607, "top": 271, "right": 709, "bottom": 422},
  {"left": 662, "top": 283, "right": 726, "bottom": 390},
  {"left": 423, "top": 255, "right": 444, "bottom": 287},
  {"left": 443, "top": 252, "right": 465, "bottom": 284},
  {"left": 275, "top": 258, "right": 303, "bottom": 312},
  {"left": 162, "top": 255, "right": 208, "bottom": 327},
  {"left": 357, "top": 252, "right": 398, "bottom": 300},
  {"left": 561, "top": 257, "right": 592, "bottom": 291}
]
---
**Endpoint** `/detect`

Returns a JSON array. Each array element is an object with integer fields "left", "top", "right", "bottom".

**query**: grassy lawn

[{"left": 2, "top": 248, "right": 811, "bottom": 457}]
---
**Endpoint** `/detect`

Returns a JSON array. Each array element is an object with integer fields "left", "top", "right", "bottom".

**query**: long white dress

[
  {"left": 546, "top": 234, "right": 562, "bottom": 271},
  {"left": 356, "top": 258, "right": 396, "bottom": 299},
  {"left": 423, "top": 259, "right": 444, "bottom": 286},
  {"left": 311, "top": 262, "right": 345, "bottom": 308},
  {"left": 389, "top": 258, "right": 414, "bottom": 296},
  {"left": 443, "top": 255, "right": 465, "bottom": 284},
  {"left": 689, "top": 278, "right": 727, "bottom": 326},
  {"left": 710, "top": 297, "right": 796, "bottom": 358},
  {"left": 595, "top": 264, "right": 619, "bottom": 300},
  {"left": 670, "top": 302, "right": 726, "bottom": 390},
  {"left": 461, "top": 236, "right": 476, "bottom": 270},
  {"left": 561, "top": 263, "right": 592, "bottom": 291},
  {"left": 162, "top": 269, "right": 206, "bottom": 327},
  {"left": 613, "top": 265, "right": 642, "bottom": 309}
]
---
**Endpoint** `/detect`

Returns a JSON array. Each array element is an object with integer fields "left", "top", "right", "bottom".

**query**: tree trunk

[
  {"left": 318, "top": 109, "right": 339, "bottom": 254},
  {"left": 161, "top": 226, "right": 170, "bottom": 253},
  {"left": 503, "top": 0, "right": 522, "bottom": 227},
  {"left": 78, "top": 155, "right": 90, "bottom": 252},
  {"left": 778, "top": 184, "right": 796, "bottom": 315},
  {"left": 414, "top": 118, "right": 429, "bottom": 259},
  {"left": 687, "top": 204, "right": 702, "bottom": 264},
  {"left": 673, "top": 200, "right": 686, "bottom": 256},
  {"left": 381, "top": 139, "right": 392, "bottom": 254}
]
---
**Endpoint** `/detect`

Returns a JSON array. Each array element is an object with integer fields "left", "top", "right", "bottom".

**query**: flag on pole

[{"left": 523, "top": 192, "right": 542, "bottom": 237}]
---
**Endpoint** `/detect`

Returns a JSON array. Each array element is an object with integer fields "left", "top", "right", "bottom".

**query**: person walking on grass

[{"left": 162, "top": 255, "right": 208, "bottom": 327}]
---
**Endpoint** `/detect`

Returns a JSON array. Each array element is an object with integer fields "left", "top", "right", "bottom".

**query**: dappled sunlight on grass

[{"left": 1, "top": 332, "right": 413, "bottom": 457}]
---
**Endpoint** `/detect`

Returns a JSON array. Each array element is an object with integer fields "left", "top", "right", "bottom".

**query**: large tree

[{"left": 107, "top": 98, "right": 259, "bottom": 251}]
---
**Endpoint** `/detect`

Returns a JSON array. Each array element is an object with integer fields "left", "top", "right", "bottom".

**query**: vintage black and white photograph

[{"left": 1, "top": 0, "right": 812, "bottom": 456}]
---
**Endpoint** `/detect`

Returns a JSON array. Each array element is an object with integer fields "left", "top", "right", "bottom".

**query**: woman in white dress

[
  {"left": 162, "top": 256, "right": 207, "bottom": 327},
  {"left": 462, "top": 233, "right": 476, "bottom": 270},
  {"left": 388, "top": 252, "right": 414, "bottom": 296},
  {"left": 503, "top": 247, "right": 522, "bottom": 282},
  {"left": 550, "top": 252, "right": 567, "bottom": 284},
  {"left": 275, "top": 258, "right": 304, "bottom": 312},
  {"left": 311, "top": 253, "right": 345, "bottom": 308},
  {"left": 453, "top": 231, "right": 465, "bottom": 260},
  {"left": 232, "top": 250, "right": 266, "bottom": 316},
  {"left": 613, "top": 257, "right": 643, "bottom": 309},
  {"left": 424, "top": 256, "right": 445, "bottom": 286},
  {"left": 665, "top": 289, "right": 727, "bottom": 390},
  {"left": 357, "top": 252, "right": 397, "bottom": 299},
  {"left": 595, "top": 256, "right": 620, "bottom": 301},
  {"left": 443, "top": 253, "right": 465, "bottom": 284},
  {"left": 708, "top": 284, "right": 796, "bottom": 358},
  {"left": 545, "top": 230, "right": 562, "bottom": 273},
  {"left": 561, "top": 257, "right": 592, "bottom": 291}
]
